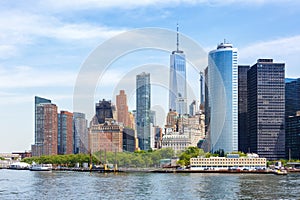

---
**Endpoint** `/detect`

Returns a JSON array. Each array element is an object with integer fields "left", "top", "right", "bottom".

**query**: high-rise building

[
  {"left": 34, "top": 96, "right": 51, "bottom": 146},
  {"left": 238, "top": 65, "right": 250, "bottom": 153},
  {"left": 286, "top": 113, "right": 300, "bottom": 160},
  {"left": 189, "top": 100, "right": 198, "bottom": 116},
  {"left": 116, "top": 90, "right": 129, "bottom": 127},
  {"left": 95, "top": 99, "right": 114, "bottom": 124},
  {"left": 58, "top": 111, "right": 73, "bottom": 155},
  {"left": 136, "top": 72, "right": 151, "bottom": 150},
  {"left": 207, "top": 42, "right": 238, "bottom": 153},
  {"left": 285, "top": 78, "right": 300, "bottom": 159},
  {"left": 32, "top": 98, "right": 58, "bottom": 156},
  {"left": 285, "top": 78, "right": 300, "bottom": 117},
  {"left": 73, "top": 112, "right": 88, "bottom": 154},
  {"left": 169, "top": 24, "right": 187, "bottom": 115},
  {"left": 248, "top": 59, "right": 285, "bottom": 160}
]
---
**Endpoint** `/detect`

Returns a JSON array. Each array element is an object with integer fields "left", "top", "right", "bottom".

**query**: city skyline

[{"left": 1, "top": 1, "right": 300, "bottom": 152}]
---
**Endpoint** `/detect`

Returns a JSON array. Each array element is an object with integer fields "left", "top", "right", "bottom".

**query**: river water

[{"left": 0, "top": 169, "right": 299, "bottom": 199}]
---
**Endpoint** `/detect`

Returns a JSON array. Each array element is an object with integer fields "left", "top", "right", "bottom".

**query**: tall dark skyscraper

[
  {"left": 136, "top": 72, "right": 151, "bottom": 150},
  {"left": 95, "top": 99, "right": 114, "bottom": 124},
  {"left": 285, "top": 78, "right": 300, "bottom": 159},
  {"left": 238, "top": 65, "right": 250, "bottom": 153},
  {"left": 169, "top": 24, "right": 187, "bottom": 115},
  {"left": 285, "top": 78, "right": 300, "bottom": 117},
  {"left": 247, "top": 59, "right": 285, "bottom": 160},
  {"left": 286, "top": 113, "right": 300, "bottom": 160}
]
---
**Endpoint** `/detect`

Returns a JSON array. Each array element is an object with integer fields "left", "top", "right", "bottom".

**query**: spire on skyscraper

[{"left": 176, "top": 23, "right": 179, "bottom": 52}]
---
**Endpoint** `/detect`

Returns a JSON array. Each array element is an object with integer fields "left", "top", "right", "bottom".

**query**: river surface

[{"left": 0, "top": 169, "right": 299, "bottom": 199}]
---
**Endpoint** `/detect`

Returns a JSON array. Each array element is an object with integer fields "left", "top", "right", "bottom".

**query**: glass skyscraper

[
  {"left": 169, "top": 25, "right": 187, "bottom": 115},
  {"left": 136, "top": 72, "right": 151, "bottom": 150},
  {"left": 207, "top": 42, "right": 238, "bottom": 153}
]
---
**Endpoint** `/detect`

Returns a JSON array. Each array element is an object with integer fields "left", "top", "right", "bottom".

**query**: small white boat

[
  {"left": 30, "top": 162, "right": 52, "bottom": 171},
  {"left": 9, "top": 162, "right": 30, "bottom": 170}
]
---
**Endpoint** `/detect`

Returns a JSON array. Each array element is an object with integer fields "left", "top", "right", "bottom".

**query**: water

[{"left": 0, "top": 169, "right": 299, "bottom": 199}]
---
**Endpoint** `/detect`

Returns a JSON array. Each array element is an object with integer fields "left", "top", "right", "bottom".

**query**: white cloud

[
  {"left": 239, "top": 35, "right": 300, "bottom": 77},
  {"left": 0, "top": 65, "right": 77, "bottom": 88}
]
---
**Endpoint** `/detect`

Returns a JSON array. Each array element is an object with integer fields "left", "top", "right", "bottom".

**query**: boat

[
  {"left": 274, "top": 169, "right": 288, "bottom": 175},
  {"left": 30, "top": 162, "right": 52, "bottom": 171},
  {"left": 8, "top": 162, "right": 30, "bottom": 170}
]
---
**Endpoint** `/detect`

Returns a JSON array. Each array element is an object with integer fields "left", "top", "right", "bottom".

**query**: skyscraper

[
  {"left": 34, "top": 96, "right": 51, "bottom": 146},
  {"left": 248, "top": 59, "right": 285, "bottom": 160},
  {"left": 285, "top": 78, "right": 300, "bottom": 117},
  {"left": 238, "top": 65, "right": 250, "bottom": 153},
  {"left": 207, "top": 42, "right": 238, "bottom": 153},
  {"left": 32, "top": 97, "right": 58, "bottom": 156},
  {"left": 136, "top": 72, "right": 151, "bottom": 150},
  {"left": 116, "top": 90, "right": 133, "bottom": 128},
  {"left": 73, "top": 112, "right": 88, "bottom": 154},
  {"left": 57, "top": 111, "right": 73, "bottom": 155},
  {"left": 169, "top": 24, "right": 187, "bottom": 115}
]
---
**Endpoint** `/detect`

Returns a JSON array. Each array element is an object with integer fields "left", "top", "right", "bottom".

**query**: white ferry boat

[{"left": 30, "top": 162, "right": 52, "bottom": 171}]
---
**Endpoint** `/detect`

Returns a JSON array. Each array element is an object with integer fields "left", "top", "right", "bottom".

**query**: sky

[{"left": 1, "top": 0, "right": 300, "bottom": 152}]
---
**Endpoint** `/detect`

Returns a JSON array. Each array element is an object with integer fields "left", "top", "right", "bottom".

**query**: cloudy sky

[{"left": 1, "top": 0, "right": 300, "bottom": 152}]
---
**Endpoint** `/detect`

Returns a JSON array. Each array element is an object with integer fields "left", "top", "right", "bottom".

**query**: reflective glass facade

[
  {"left": 136, "top": 72, "right": 151, "bottom": 150},
  {"left": 208, "top": 43, "right": 238, "bottom": 153},
  {"left": 169, "top": 51, "right": 187, "bottom": 115}
]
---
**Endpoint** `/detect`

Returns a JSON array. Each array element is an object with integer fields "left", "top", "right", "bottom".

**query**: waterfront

[{"left": 0, "top": 169, "right": 299, "bottom": 199}]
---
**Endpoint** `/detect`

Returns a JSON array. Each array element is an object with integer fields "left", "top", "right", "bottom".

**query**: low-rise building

[{"left": 190, "top": 153, "right": 266, "bottom": 170}]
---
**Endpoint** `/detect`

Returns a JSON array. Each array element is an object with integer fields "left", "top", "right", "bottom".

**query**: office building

[
  {"left": 248, "top": 59, "right": 285, "bottom": 160},
  {"left": 32, "top": 98, "right": 58, "bottom": 156},
  {"left": 286, "top": 113, "right": 300, "bottom": 160},
  {"left": 58, "top": 111, "right": 73, "bottom": 155},
  {"left": 207, "top": 42, "right": 238, "bottom": 153},
  {"left": 123, "top": 128, "right": 136, "bottom": 152},
  {"left": 238, "top": 65, "right": 250, "bottom": 153},
  {"left": 116, "top": 90, "right": 133, "bottom": 128},
  {"left": 73, "top": 112, "right": 88, "bottom": 154},
  {"left": 285, "top": 78, "right": 300, "bottom": 117},
  {"left": 169, "top": 24, "right": 187, "bottom": 115},
  {"left": 136, "top": 72, "right": 151, "bottom": 150}
]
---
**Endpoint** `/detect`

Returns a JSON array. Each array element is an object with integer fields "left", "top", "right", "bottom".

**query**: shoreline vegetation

[{"left": 22, "top": 147, "right": 300, "bottom": 168}]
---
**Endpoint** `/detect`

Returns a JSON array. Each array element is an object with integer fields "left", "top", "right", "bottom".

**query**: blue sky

[{"left": 1, "top": 0, "right": 300, "bottom": 152}]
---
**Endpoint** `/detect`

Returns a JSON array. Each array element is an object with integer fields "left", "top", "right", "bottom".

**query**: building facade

[
  {"left": 169, "top": 24, "right": 187, "bottom": 115},
  {"left": 89, "top": 118, "right": 123, "bottom": 153},
  {"left": 285, "top": 114, "right": 300, "bottom": 160},
  {"left": 238, "top": 65, "right": 250, "bottom": 153},
  {"left": 285, "top": 78, "right": 300, "bottom": 117},
  {"left": 190, "top": 154, "right": 266, "bottom": 170},
  {"left": 136, "top": 72, "right": 151, "bottom": 150},
  {"left": 247, "top": 59, "right": 285, "bottom": 160},
  {"left": 123, "top": 128, "right": 136, "bottom": 152},
  {"left": 73, "top": 112, "right": 88, "bottom": 154},
  {"left": 32, "top": 101, "right": 58, "bottom": 156},
  {"left": 95, "top": 99, "right": 114, "bottom": 124},
  {"left": 207, "top": 42, "right": 238, "bottom": 153},
  {"left": 58, "top": 111, "right": 73, "bottom": 155},
  {"left": 116, "top": 90, "right": 133, "bottom": 128}
]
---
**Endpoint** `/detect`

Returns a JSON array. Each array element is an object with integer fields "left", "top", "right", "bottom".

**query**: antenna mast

[{"left": 176, "top": 23, "right": 179, "bottom": 52}]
